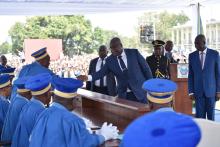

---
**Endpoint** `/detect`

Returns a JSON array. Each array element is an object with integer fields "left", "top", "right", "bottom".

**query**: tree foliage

[
  {"left": 8, "top": 15, "right": 118, "bottom": 56},
  {"left": 0, "top": 41, "right": 12, "bottom": 54},
  {"left": 6, "top": 12, "right": 189, "bottom": 56},
  {"left": 138, "top": 11, "right": 189, "bottom": 41}
]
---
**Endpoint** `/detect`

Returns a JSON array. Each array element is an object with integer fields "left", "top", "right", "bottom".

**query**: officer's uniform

[{"left": 146, "top": 40, "right": 170, "bottom": 79}]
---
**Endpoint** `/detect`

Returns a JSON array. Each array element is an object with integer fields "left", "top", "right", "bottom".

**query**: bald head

[
  {"left": 98, "top": 45, "right": 108, "bottom": 59},
  {"left": 194, "top": 34, "right": 206, "bottom": 51},
  {"left": 110, "top": 37, "right": 123, "bottom": 56},
  {"left": 165, "top": 40, "right": 173, "bottom": 52}
]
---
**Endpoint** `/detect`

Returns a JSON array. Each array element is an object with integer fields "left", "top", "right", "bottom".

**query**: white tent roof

[{"left": 0, "top": 0, "right": 219, "bottom": 15}]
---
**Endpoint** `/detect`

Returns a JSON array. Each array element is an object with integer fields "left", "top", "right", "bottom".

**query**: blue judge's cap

[
  {"left": 31, "top": 47, "right": 48, "bottom": 61},
  {"left": 122, "top": 111, "right": 201, "bottom": 147},
  {"left": 0, "top": 74, "right": 11, "bottom": 89},
  {"left": 14, "top": 76, "right": 31, "bottom": 93},
  {"left": 52, "top": 76, "right": 83, "bottom": 98},
  {"left": 25, "top": 73, "right": 52, "bottom": 96},
  {"left": 142, "top": 78, "right": 177, "bottom": 104},
  {"left": 0, "top": 67, "right": 15, "bottom": 76}
]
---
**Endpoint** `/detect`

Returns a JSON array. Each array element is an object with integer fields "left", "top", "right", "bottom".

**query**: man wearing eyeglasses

[{"left": 78, "top": 37, "right": 152, "bottom": 103}]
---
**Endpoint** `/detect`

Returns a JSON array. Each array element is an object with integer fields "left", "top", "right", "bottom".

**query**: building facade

[{"left": 172, "top": 20, "right": 220, "bottom": 53}]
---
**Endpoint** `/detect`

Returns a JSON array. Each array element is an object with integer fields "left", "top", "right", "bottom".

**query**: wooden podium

[{"left": 170, "top": 63, "right": 192, "bottom": 114}]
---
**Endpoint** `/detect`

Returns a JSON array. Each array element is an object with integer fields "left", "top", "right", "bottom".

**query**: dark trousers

[
  {"left": 93, "top": 85, "right": 108, "bottom": 95},
  {"left": 195, "top": 94, "right": 216, "bottom": 120},
  {"left": 126, "top": 92, "right": 139, "bottom": 102}
]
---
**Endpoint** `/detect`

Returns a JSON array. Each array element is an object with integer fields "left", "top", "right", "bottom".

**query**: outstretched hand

[
  {"left": 77, "top": 75, "right": 88, "bottom": 81},
  {"left": 189, "top": 94, "right": 195, "bottom": 101}
]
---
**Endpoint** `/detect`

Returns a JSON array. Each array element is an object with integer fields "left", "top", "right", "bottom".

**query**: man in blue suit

[
  {"left": 79, "top": 37, "right": 152, "bottom": 103},
  {"left": 188, "top": 34, "right": 220, "bottom": 120},
  {"left": 86, "top": 45, "right": 117, "bottom": 96}
]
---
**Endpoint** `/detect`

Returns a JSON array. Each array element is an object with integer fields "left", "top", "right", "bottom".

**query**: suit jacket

[
  {"left": 91, "top": 49, "right": 153, "bottom": 103},
  {"left": 165, "top": 52, "right": 177, "bottom": 63},
  {"left": 86, "top": 57, "right": 117, "bottom": 96},
  {"left": 188, "top": 48, "right": 220, "bottom": 98}
]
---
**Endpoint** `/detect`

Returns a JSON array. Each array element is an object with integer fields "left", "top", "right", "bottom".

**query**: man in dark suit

[
  {"left": 78, "top": 37, "right": 152, "bottom": 103},
  {"left": 146, "top": 40, "right": 170, "bottom": 79},
  {"left": 0, "top": 55, "right": 11, "bottom": 69},
  {"left": 164, "top": 40, "right": 177, "bottom": 63},
  {"left": 188, "top": 34, "right": 220, "bottom": 120},
  {"left": 86, "top": 45, "right": 116, "bottom": 96}
]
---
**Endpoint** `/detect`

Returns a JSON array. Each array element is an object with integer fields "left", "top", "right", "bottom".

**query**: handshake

[
  {"left": 96, "top": 122, "right": 119, "bottom": 141},
  {"left": 76, "top": 75, "right": 88, "bottom": 82}
]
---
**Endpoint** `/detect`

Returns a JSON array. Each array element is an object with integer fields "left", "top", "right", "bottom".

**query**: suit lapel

[
  {"left": 111, "top": 55, "right": 123, "bottom": 74},
  {"left": 93, "top": 58, "right": 99, "bottom": 72}
]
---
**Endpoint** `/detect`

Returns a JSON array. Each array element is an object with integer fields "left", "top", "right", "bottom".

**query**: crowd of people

[
  {"left": 4, "top": 43, "right": 187, "bottom": 79},
  {"left": 5, "top": 54, "right": 97, "bottom": 78}
]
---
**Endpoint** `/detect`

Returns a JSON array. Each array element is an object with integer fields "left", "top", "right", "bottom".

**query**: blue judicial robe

[
  {"left": 1, "top": 94, "right": 29, "bottom": 142},
  {"left": 11, "top": 98, "right": 45, "bottom": 147},
  {"left": 0, "top": 96, "right": 9, "bottom": 134},
  {"left": 18, "top": 62, "right": 54, "bottom": 78},
  {"left": 10, "top": 62, "right": 54, "bottom": 101},
  {"left": 29, "top": 102, "right": 104, "bottom": 147},
  {"left": 0, "top": 65, "right": 12, "bottom": 69}
]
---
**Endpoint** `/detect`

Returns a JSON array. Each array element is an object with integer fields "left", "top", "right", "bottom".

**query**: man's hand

[
  {"left": 77, "top": 75, "right": 88, "bottom": 81},
  {"left": 189, "top": 94, "right": 195, "bottom": 100},
  {"left": 216, "top": 93, "right": 220, "bottom": 101}
]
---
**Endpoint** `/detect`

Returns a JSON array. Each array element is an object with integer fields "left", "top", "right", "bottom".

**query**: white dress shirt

[
  {"left": 117, "top": 50, "right": 128, "bottom": 70},
  {"left": 94, "top": 57, "right": 107, "bottom": 87},
  {"left": 88, "top": 49, "right": 130, "bottom": 92},
  {"left": 199, "top": 48, "right": 207, "bottom": 70},
  {"left": 117, "top": 50, "right": 130, "bottom": 92}
]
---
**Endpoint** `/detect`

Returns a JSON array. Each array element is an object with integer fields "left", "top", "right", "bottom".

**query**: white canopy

[{"left": 0, "top": 0, "right": 219, "bottom": 15}]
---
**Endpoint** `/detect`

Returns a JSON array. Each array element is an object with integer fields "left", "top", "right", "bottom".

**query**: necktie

[
  {"left": 118, "top": 55, "right": 127, "bottom": 71},
  {"left": 100, "top": 59, "right": 104, "bottom": 87},
  {"left": 200, "top": 52, "right": 204, "bottom": 69}
]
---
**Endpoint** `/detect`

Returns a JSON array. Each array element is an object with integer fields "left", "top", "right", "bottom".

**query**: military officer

[{"left": 146, "top": 40, "right": 170, "bottom": 79}]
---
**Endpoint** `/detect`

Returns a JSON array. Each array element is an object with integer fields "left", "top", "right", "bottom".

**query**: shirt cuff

[
  {"left": 189, "top": 93, "right": 194, "bottom": 96},
  {"left": 88, "top": 75, "right": 92, "bottom": 81}
]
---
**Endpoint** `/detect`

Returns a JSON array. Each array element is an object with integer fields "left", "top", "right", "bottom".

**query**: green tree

[
  {"left": 9, "top": 15, "right": 118, "bottom": 56},
  {"left": 9, "top": 22, "right": 26, "bottom": 54},
  {"left": 0, "top": 41, "right": 12, "bottom": 54},
  {"left": 138, "top": 11, "right": 189, "bottom": 41}
]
